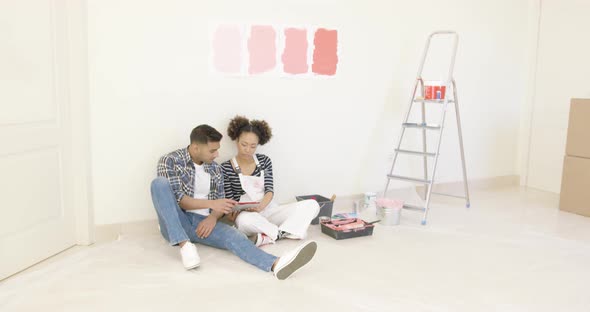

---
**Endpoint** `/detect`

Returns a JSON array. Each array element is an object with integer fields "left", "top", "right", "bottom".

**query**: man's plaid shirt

[{"left": 156, "top": 147, "right": 225, "bottom": 203}]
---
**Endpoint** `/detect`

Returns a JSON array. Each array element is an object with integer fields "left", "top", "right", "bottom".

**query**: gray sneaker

[{"left": 273, "top": 241, "right": 317, "bottom": 280}]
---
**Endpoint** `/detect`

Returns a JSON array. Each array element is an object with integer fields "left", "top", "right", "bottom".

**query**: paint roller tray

[{"left": 320, "top": 218, "right": 375, "bottom": 240}]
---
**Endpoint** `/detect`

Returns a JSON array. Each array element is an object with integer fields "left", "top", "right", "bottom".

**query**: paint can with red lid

[{"left": 423, "top": 81, "right": 446, "bottom": 100}]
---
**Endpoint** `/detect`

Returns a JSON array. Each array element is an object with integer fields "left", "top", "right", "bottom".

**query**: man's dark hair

[{"left": 190, "top": 125, "right": 222, "bottom": 144}]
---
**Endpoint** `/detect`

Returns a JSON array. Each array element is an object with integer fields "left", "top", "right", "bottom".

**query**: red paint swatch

[
  {"left": 248, "top": 25, "right": 277, "bottom": 74},
  {"left": 281, "top": 28, "right": 308, "bottom": 74},
  {"left": 312, "top": 28, "right": 338, "bottom": 76}
]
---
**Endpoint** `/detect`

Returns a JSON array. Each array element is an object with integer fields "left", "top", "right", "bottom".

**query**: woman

[{"left": 221, "top": 116, "right": 320, "bottom": 247}]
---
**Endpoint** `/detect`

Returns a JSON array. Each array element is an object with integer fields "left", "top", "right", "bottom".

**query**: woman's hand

[
  {"left": 246, "top": 192, "right": 273, "bottom": 213},
  {"left": 226, "top": 210, "right": 241, "bottom": 223},
  {"left": 246, "top": 205, "right": 265, "bottom": 213}
]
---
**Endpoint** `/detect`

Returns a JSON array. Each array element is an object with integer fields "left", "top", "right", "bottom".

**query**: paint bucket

[
  {"left": 296, "top": 194, "right": 334, "bottom": 225},
  {"left": 379, "top": 206, "right": 401, "bottom": 226},
  {"left": 424, "top": 81, "right": 446, "bottom": 100}
]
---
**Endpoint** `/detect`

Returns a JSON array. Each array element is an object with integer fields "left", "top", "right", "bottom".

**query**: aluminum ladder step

[
  {"left": 430, "top": 191, "right": 467, "bottom": 199},
  {"left": 403, "top": 203, "right": 426, "bottom": 211},
  {"left": 395, "top": 149, "right": 437, "bottom": 157},
  {"left": 402, "top": 122, "right": 441, "bottom": 130},
  {"left": 387, "top": 174, "right": 431, "bottom": 184},
  {"left": 413, "top": 98, "right": 455, "bottom": 104}
]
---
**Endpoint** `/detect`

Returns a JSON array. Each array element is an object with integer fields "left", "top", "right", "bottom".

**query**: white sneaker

[
  {"left": 180, "top": 242, "right": 200, "bottom": 269},
  {"left": 273, "top": 241, "right": 317, "bottom": 280},
  {"left": 255, "top": 233, "right": 275, "bottom": 247}
]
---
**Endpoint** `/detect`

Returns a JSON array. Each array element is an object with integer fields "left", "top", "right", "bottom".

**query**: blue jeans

[{"left": 150, "top": 177, "right": 277, "bottom": 272}]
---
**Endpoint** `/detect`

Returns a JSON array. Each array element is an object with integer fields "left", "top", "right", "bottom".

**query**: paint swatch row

[{"left": 212, "top": 25, "right": 338, "bottom": 76}]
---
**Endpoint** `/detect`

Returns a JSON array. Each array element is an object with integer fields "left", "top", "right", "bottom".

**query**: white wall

[
  {"left": 87, "top": 0, "right": 530, "bottom": 225},
  {"left": 525, "top": 0, "right": 590, "bottom": 193}
]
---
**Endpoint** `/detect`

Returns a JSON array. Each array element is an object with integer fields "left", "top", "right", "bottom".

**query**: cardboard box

[
  {"left": 559, "top": 155, "right": 590, "bottom": 217},
  {"left": 565, "top": 99, "right": 590, "bottom": 158}
]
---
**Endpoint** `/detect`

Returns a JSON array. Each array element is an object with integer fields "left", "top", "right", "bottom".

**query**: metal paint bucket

[{"left": 379, "top": 206, "right": 401, "bottom": 226}]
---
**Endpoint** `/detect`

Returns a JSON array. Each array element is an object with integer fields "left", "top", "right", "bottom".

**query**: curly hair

[{"left": 227, "top": 115, "right": 273, "bottom": 145}]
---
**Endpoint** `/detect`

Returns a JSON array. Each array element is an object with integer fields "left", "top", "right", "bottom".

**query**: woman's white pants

[{"left": 234, "top": 199, "right": 320, "bottom": 240}]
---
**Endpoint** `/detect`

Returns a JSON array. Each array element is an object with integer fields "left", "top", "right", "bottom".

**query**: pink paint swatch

[
  {"left": 312, "top": 28, "right": 338, "bottom": 76},
  {"left": 248, "top": 25, "right": 277, "bottom": 74},
  {"left": 212, "top": 25, "right": 242, "bottom": 74},
  {"left": 281, "top": 28, "right": 308, "bottom": 74}
]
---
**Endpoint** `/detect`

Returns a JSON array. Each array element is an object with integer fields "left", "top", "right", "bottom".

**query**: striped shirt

[
  {"left": 156, "top": 147, "right": 225, "bottom": 203},
  {"left": 221, "top": 154, "right": 274, "bottom": 202}
]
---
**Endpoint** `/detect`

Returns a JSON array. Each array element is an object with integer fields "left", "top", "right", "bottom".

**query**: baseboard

[
  {"left": 415, "top": 175, "right": 519, "bottom": 195},
  {"left": 92, "top": 175, "right": 518, "bottom": 244},
  {"left": 94, "top": 219, "right": 158, "bottom": 244},
  {"left": 336, "top": 175, "right": 519, "bottom": 201},
  {"left": 94, "top": 224, "right": 121, "bottom": 244}
]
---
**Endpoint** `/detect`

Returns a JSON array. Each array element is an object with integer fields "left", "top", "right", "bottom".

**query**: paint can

[
  {"left": 379, "top": 206, "right": 401, "bottom": 226},
  {"left": 363, "top": 192, "right": 377, "bottom": 209},
  {"left": 424, "top": 81, "right": 446, "bottom": 100}
]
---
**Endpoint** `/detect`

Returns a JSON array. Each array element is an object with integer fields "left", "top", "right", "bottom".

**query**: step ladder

[{"left": 383, "top": 31, "right": 470, "bottom": 225}]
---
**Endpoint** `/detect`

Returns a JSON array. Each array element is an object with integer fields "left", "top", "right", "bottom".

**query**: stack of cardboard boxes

[{"left": 560, "top": 98, "right": 590, "bottom": 217}]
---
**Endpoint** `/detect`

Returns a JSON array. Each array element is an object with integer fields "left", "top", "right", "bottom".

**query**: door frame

[
  {"left": 518, "top": 0, "right": 542, "bottom": 187},
  {"left": 65, "top": 0, "right": 94, "bottom": 245}
]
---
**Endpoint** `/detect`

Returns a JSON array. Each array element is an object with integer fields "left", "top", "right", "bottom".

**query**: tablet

[{"left": 233, "top": 202, "right": 260, "bottom": 211}]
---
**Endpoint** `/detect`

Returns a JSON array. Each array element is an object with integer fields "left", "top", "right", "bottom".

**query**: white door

[
  {"left": 0, "top": 0, "right": 82, "bottom": 280},
  {"left": 525, "top": 0, "right": 590, "bottom": 193}
]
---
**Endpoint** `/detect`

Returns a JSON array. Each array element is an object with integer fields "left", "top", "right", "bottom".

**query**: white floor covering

[{"left": 2, "top": 186, "right": 590, "bottom": 311}]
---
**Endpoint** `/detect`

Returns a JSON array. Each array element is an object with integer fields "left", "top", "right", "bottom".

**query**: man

[{"left": 150, "top": 124, "right": 317, "bottom": 280}]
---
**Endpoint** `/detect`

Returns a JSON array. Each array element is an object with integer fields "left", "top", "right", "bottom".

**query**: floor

[{"left": 2, "top": 186, "right": 590, "bottom": 312}]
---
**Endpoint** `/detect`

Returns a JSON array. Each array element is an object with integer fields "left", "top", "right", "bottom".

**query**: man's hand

[
  {"left": 196, "top": 215, "right": 217, "bottom": 239},
  {"left": 210, "top": 199, "right": 238, "bottom": 214}
]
